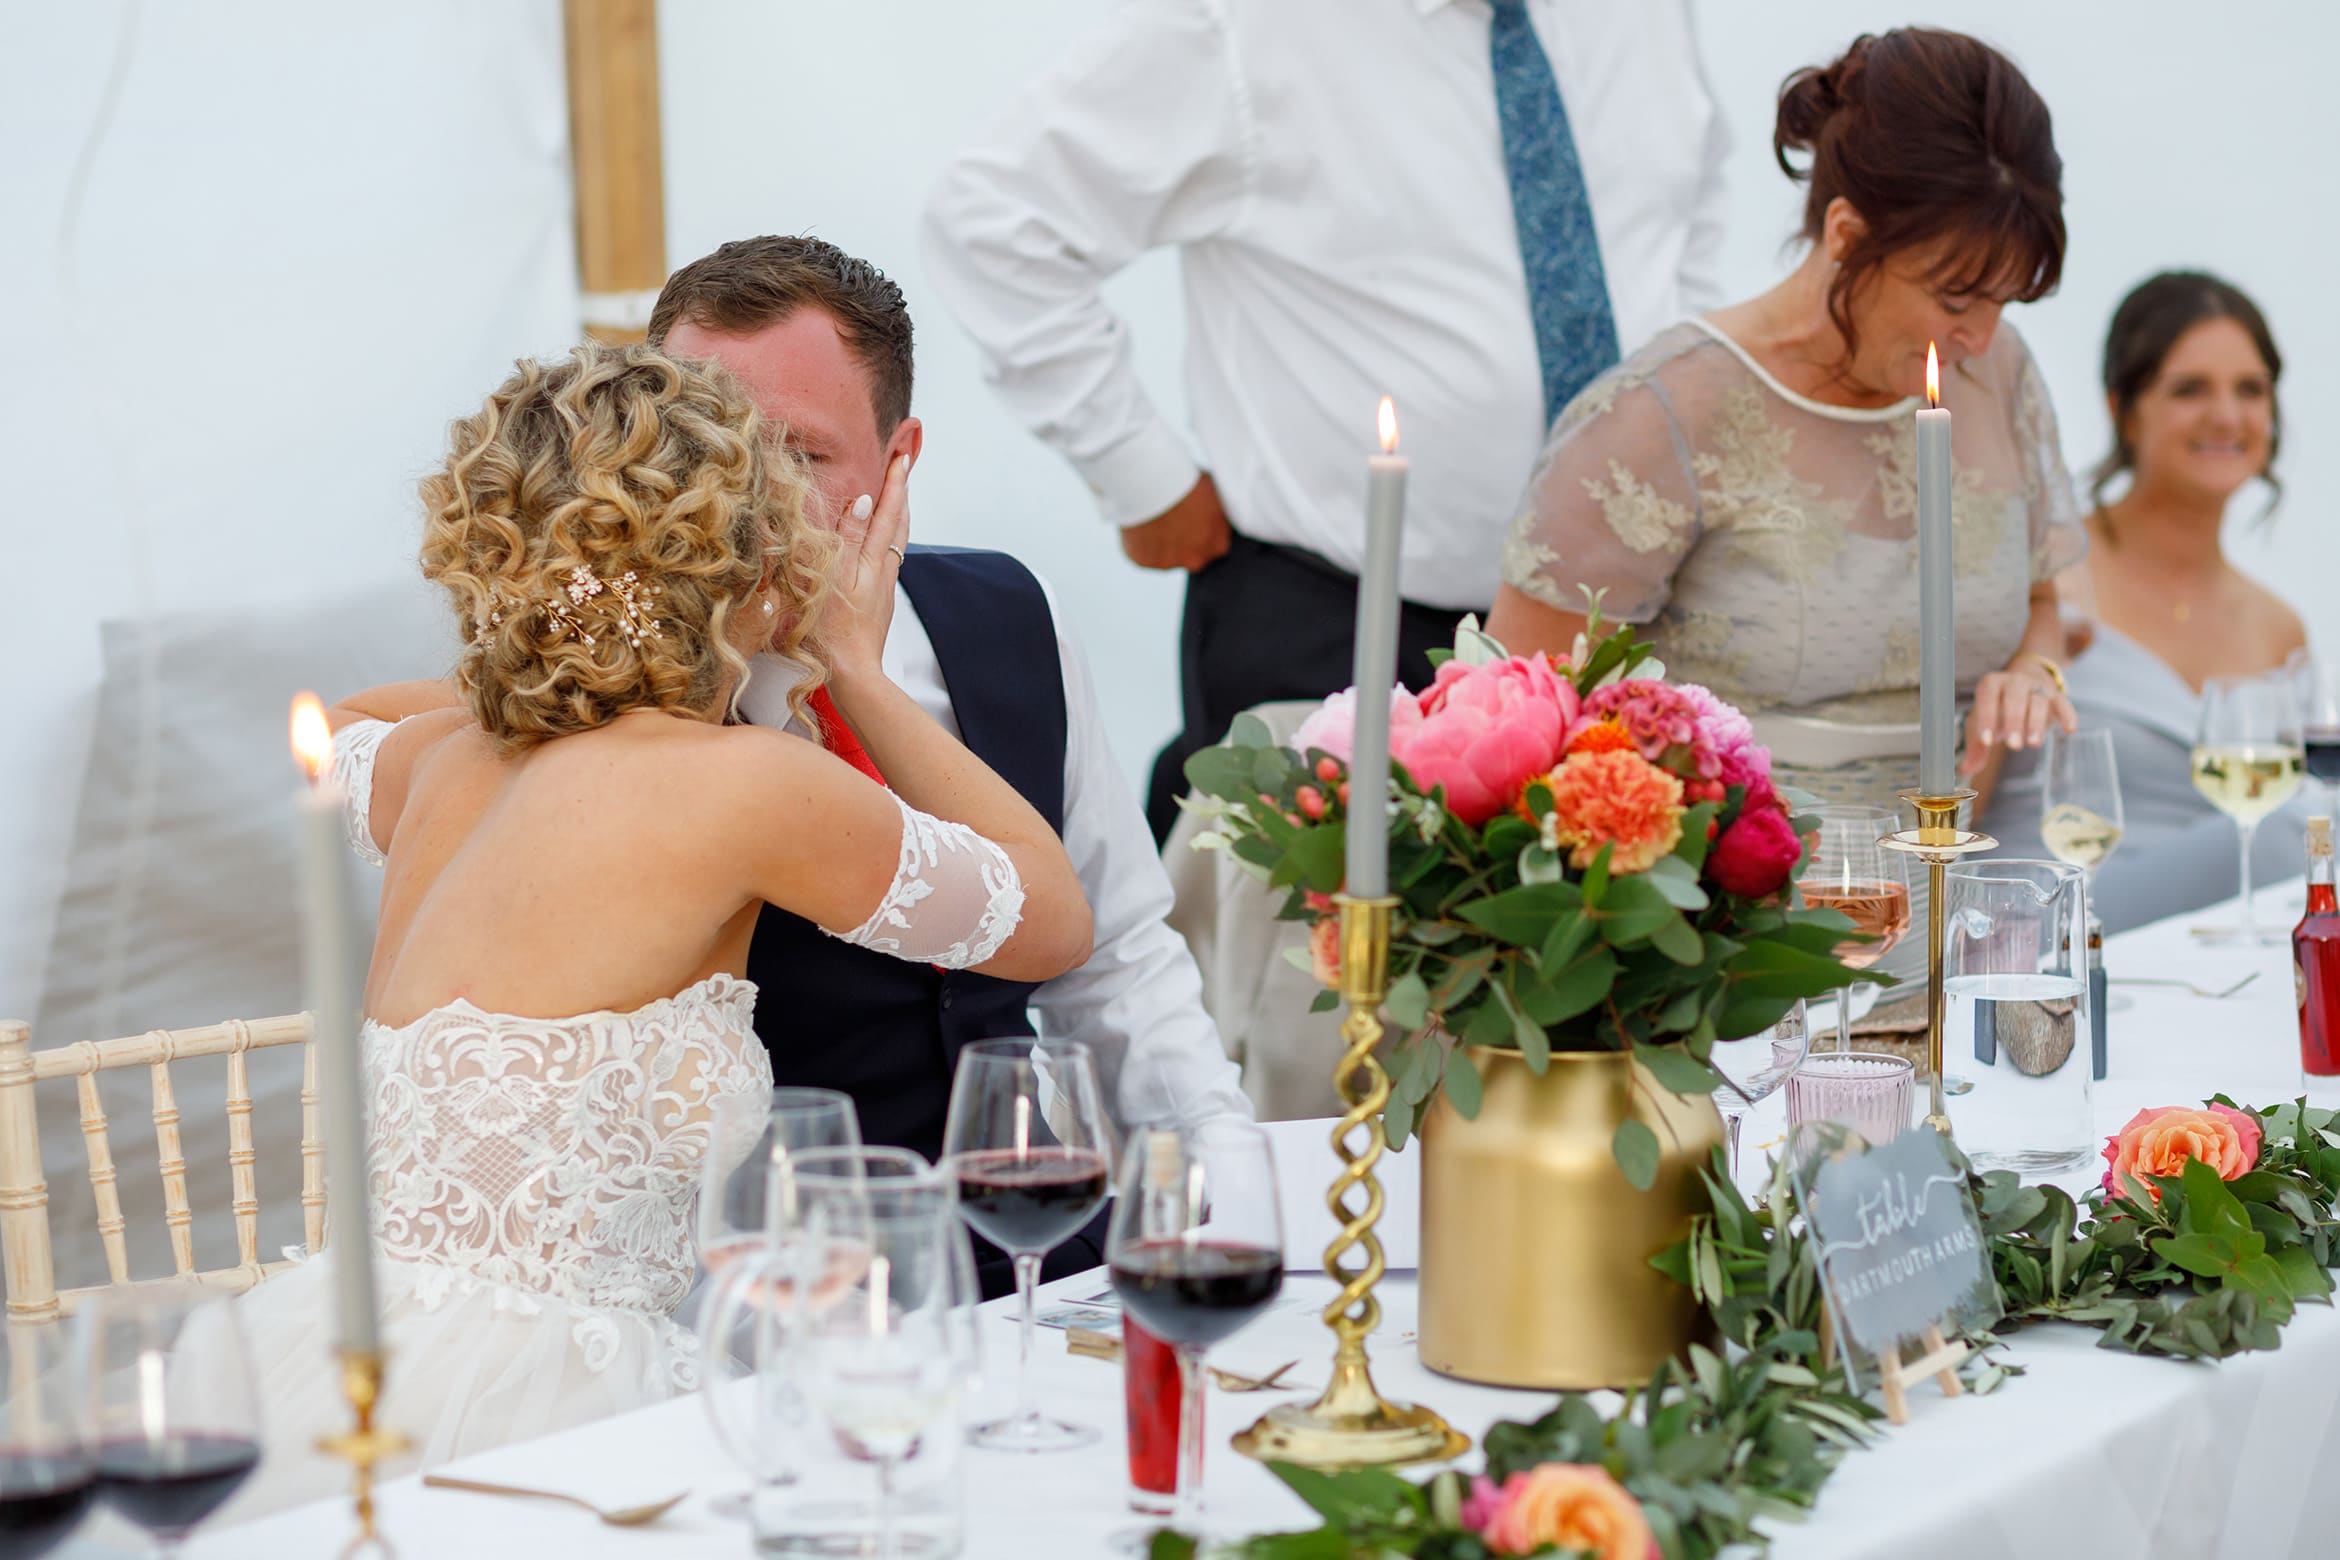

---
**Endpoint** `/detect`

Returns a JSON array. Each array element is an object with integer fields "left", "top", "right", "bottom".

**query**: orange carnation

[
  {"left": 2100, "top": 1104, "right": 2263, "bottom": 1199},
  {"left": 1476, "top": 1464, "right": 1654, "bottom": 1560},
  {"left": 1538, "top": 750, "right": 1684, "bottom": 875}
]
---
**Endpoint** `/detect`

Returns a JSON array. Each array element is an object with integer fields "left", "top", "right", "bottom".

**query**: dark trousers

[{"left": 1145, "top": 535, "right": 1471, "bottom": 843}]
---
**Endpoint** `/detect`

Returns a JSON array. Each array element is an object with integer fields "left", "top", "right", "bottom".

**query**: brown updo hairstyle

[
  {"left": 420, "top": 344, "right": 834, "bottom": 753},
  {"left": 2090, "top": 270, "right": 2284, "bottom": 516},
  {"left": 1775, "top": 29, "right": 2067, "bottom": 356}
]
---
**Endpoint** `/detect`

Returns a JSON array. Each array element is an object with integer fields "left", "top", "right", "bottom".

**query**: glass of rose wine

[
  {"left": 1800, "top": 805, "right": 1911, "bottom": 1054},
  {"left": 2193, "top": 675, "right": 2305, "bottom": 945},
  {"left": 944, "top": 1039, "right": 1112, "bottom": 1453}
]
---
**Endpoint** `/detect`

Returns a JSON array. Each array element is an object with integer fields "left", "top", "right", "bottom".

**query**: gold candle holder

[
  {"left": 1232, "top": 896, "right": 1467, "bottom": 1470},
  {"left": 316, "top": 1349, "right": 408, "bottom": 1557},
  {"left": 1881, "top": 790, "right": 1995, "bottom": 1136}
]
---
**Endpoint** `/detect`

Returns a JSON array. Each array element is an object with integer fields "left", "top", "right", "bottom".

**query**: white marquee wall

[{"left": 3, "top": 0, "right": 2334, "bottom": 1024}]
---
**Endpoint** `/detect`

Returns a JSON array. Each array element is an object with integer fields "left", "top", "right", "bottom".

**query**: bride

[{"left": 229, "top": 344, "right": 1092, "bottom": 1515}]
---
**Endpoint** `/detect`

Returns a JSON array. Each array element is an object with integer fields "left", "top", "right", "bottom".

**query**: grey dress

[{"left": 1983, "top": 625, "right": 2309, "bottom": 933}]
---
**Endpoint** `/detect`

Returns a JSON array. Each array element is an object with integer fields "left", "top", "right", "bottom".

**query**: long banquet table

[{"left": 74, "top": 888, "right": 2340, "bottom": 1558}]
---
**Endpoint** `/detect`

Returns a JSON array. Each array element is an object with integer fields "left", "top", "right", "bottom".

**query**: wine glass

[
  {"left": 0, "top": 1320, "right": 93, "bottom": 1560},
  {"left": 2293, "top": 656, "right": 2340, "bottom": 814},
  {"left": 81, "top": 1286, "right": 260, "bottom": 1557},
  {"left": 2193, "top": 675, "right": 2305, "bottom": 945},
  {"left": 699, "top": 1087, "right": 861, "bottom": 1277},
  {"left": 943, "top": 1039, "right": 1111, "bottom": 1453},
  {"left": 797, "top": 1171, "right": 965, "bottom": 1560},
  {"left": 1709, "top": 1001, "right": 1809, "bottom": 1183},
  {"left": 1106, "top": 1122, "right": 1285, "bottom": 1546},
  {"left": 1799, "top": 805, "right": 1910, "bottom": 1054}
]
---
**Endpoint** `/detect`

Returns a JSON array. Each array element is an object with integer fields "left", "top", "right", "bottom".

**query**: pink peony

[
  {"left": 1390, "top": 657, "right": 1575, "bottom": 824},
  {"left": 2100, "top": 1104, "right": 2265, "bottom": 1198},
  {"left": 1674, "top": 682, "right": 1758, "bottom": 772},
  {"left": 1708, "top": 802, "right": 1801, "bottom": 899},
  {"left": 1291, "top": 685, "right": 1422, "bottom": 766}
]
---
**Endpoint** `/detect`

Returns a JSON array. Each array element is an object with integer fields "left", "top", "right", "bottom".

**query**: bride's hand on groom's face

[{"left": 819, "top": 453, "right": 911, "bottom": 682}]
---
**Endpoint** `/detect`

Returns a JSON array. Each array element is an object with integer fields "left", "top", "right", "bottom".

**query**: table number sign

[{"left": 1798, "top": 1125, "right": 1997, "bottom": 1423}]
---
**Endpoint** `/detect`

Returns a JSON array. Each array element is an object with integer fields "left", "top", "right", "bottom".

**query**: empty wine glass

[
  {"left": 1800, "top": 806, "right": 1910, "bottom": 1054},
  {"left": 0, "top": 1320, "right": 93, "bottom": 1560},
  {"left": 943, "top": 1039, "right": 1111, "bottom": 1453},
  {"left": 2193, "top": 676, "right": 2304, "bottom": 945},
  {"left": 80, "top": 1286, "right": 261, "bottom": 1558},
  {"left": 1709, "top": 1002, "right": 1808, "bottom": 1183},
  {"left": 1106, "top": 1122, "right": 1284, "bottom": 1547},
  {"left": 798, "top": 1173, "right": 965, "bottom": 1560}
]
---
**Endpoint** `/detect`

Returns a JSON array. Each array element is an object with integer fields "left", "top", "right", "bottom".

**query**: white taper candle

[
  {"left": 291, "top": 695, "right": 381, "bottom": 1356},
  {"left": 1347, "top": 398, "right": 1408, "bottom": 900}
]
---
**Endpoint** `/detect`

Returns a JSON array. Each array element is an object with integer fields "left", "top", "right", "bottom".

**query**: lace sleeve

[
  {"left": 825, "top": 795, "right": 1026, "bottom": 969},
  {"left": 331, "top": 718, "right": 395, "bottom": 867},
  {"left": 1499, "top": 346, "right": 1705, "bottom": 625}
]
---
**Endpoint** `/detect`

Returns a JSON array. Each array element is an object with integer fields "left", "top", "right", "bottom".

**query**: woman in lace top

[
  {"left": 226, "top": 346, "right": 1090, "bottom": 1517},
  {"left": 1488, "top": 29, "right": 2086, "bottom": 819}
]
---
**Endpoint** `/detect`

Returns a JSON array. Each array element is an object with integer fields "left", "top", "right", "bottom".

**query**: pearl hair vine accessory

[{"left": 472, "top": 564, "right": 664, "bottom": 650}]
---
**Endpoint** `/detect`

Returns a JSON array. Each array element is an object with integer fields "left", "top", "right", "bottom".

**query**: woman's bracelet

[{"left": 2023, "top": 652, "right": 2068, "bottom": 696}]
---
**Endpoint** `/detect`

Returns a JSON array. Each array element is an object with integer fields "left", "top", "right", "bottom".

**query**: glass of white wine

[{"left": 2192, "top": 675, "right": 2305, "bottom": 946}]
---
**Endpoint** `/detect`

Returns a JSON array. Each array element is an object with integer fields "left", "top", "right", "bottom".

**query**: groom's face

[{"left": 664, "top": 309, "right": 921, "bottom": 531}]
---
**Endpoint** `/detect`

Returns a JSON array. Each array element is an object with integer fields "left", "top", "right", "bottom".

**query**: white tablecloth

[{"left": 85, "top": 886, "right": 2340, "bottom": 1559}]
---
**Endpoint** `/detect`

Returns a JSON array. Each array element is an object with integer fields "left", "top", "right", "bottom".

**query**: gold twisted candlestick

[
  {"left": 1881, "top": 790, "right": 1994, "bottom": 1136},
  {"left": 1233, "top": 896, "right": 1467, "bottom": 1470},
  {"left": 316, "top": 1349, "right": 408, "bottom": 1557}
]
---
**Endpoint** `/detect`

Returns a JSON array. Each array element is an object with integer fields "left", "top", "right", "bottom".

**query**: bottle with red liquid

[
  {"left": 2294, "top": 815, "right": 2340, "bottom": 1075},
  {"left": 1122, "top": 1315, "right": 1185, "bottom": 1516}
]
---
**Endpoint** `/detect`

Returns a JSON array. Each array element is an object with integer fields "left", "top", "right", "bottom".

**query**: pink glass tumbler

[{"left": 1785, "top": 1051, "right": 1915, "bottom": 1147}]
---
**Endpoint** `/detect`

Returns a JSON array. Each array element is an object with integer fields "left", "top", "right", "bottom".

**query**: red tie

[{"left": 808, "top": 686, "right": 887, "bottom": 788}]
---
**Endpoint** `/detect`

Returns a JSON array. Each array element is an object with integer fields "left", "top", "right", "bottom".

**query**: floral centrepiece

[{"left": 1184, "top": 615, "right": 1882, "bottom": 1179}]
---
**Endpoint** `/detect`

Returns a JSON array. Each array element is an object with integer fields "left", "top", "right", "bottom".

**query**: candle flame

[
  {"left": 1925, "top": 342, "right": 1940, "bottom": 408},
  {"left": 290, "top": 693, "right": 332, "bottom": 784},
  {"left": 1377, "top": 396, "right": 1399, "bottom": 454}
]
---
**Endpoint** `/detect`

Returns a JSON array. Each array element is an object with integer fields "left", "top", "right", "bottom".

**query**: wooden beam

[{"left": 563, "top": 0, "right": 666, "bottom": 344}]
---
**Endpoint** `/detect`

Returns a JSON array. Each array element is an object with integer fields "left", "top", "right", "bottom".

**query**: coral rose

[
  {"left": 1389, "top": 656, "right": 1575, "bottom": 825},
  {"left": 1709, "top": 801, "right": 1801, "bottom": 899},
  {"left": 2100, "top": 1104, "right": 2264, "bottom": 1199},
  {"left": 1540, "top": 751, "right": 1684, "bottom": 874},
  {"left": 1307, "top": 915, "right": 1342, "bottom": 989},
  {"left": 1292, "top": 685, "right": 1423, "bottom": 765},
  {"left": 1473, "top": 1464, "right": 1655, "bottom": 1560}
]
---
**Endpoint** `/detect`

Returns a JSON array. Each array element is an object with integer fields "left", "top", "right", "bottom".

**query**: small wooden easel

[{"left": 1821, "top": 1313, "right": 1968, "bottom": 1425}]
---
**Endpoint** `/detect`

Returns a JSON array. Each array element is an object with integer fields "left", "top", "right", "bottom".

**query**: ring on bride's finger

[{"left": 886, "top": 545, "right": 906, "bottom": 566}]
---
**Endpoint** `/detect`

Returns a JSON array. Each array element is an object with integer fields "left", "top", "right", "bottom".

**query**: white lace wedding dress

[{"left": 226, "top": 717, "right": 1025, "bottom": 1519}]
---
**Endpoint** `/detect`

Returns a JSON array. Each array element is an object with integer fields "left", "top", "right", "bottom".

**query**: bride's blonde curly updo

[{"left": 420, "top": 344, "right": 833, "bottom": 753}]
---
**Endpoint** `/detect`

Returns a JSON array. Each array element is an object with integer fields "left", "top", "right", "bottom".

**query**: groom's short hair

[{"left": 648, "top": 235, "right": 914, "bottom": 436}]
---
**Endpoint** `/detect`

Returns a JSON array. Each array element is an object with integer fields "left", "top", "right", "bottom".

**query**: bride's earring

[{"left": 760, "top": 598, "right": 776, "bottom": 617}]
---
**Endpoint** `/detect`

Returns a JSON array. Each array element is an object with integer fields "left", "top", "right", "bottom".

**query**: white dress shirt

[
  {"left": 921, "top": 0, "right": 1729, "bottom": 610},
  {"left": 736, "top": 582, "right": 1255, "bottom": 1135}
]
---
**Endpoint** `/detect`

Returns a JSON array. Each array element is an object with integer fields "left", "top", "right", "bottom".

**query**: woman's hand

[
  {"left": 820, "top": 454, "right": 910, "bottom": 684},
  {"left": 1958, "top": 656, "right": 2076, "bottom": 774}
]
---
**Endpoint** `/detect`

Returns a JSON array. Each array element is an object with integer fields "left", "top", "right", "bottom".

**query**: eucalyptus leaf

[
  {"left": 1613, "top": 1118, "right": 1661, "bottom": 1192},
  {"left": 1385, "top": 972, "right": 1432, "bottom": 1031}
]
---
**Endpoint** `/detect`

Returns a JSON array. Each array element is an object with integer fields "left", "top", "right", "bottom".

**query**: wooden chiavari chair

[{"left": 0, "top": 1015, "right": 323, "bottom": 1321}]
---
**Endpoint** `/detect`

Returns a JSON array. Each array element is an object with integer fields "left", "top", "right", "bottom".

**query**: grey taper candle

[
  {"left": 1916, "top": 345, "right": 1955, "bottom": 796},
  {"left": 1346, "top": 398, "right": 1407, "bottom": 900}
]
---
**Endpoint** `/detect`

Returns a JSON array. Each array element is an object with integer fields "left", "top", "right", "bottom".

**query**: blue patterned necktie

[{"left": 1488, "top": 0, "right": 1619, "bottom": 426}]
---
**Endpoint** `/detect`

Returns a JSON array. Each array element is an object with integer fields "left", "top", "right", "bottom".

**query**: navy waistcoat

[{"left": 744, "top": 546, "right": 1067, "bottom": 1165}]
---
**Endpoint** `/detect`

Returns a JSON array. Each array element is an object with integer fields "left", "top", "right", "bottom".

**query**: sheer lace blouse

[{"left": 1500, "top": 319, "right": 2085, "bottom": 804}]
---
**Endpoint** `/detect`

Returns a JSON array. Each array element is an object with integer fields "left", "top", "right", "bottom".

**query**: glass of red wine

[
  {"left": 1106, "top": 1121, "right": 1284, "bottom": 1545},
  {"left": 0, "top": 1320, "right": 93, "bottom": 1560},
  {"left": 2295, "top": 655, "right": 2340, "bottom": 814},
  {"left": 80, "top": 1286, "right": 260, "bottom": 1557},
  {"left": 942, "top": 1039, "right": 1111, "bottom": 1453}
]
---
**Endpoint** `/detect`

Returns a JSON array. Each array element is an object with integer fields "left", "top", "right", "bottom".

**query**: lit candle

[
  {"left": 291, "top": 694, "right": 380, "bottom": 1356},
  {"left": 1347, "top": 397, "right": 1407, "bottom": 899},
  {"left": 1915, "top": 344, "right": 1955, "bottom": 796}
]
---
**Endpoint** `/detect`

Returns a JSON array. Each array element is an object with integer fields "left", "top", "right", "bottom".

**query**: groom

[{"left": 649, "top": 237, "right": 1253, "bottom": 1298}]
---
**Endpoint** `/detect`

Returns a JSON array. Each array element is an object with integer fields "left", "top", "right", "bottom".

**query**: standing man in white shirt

[
  {"left": 922, "top": 0, "right": 1730, "bottom": 839},
  {"left": 649, "top": 236, "right": 1254, "bottom": 1291}
]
